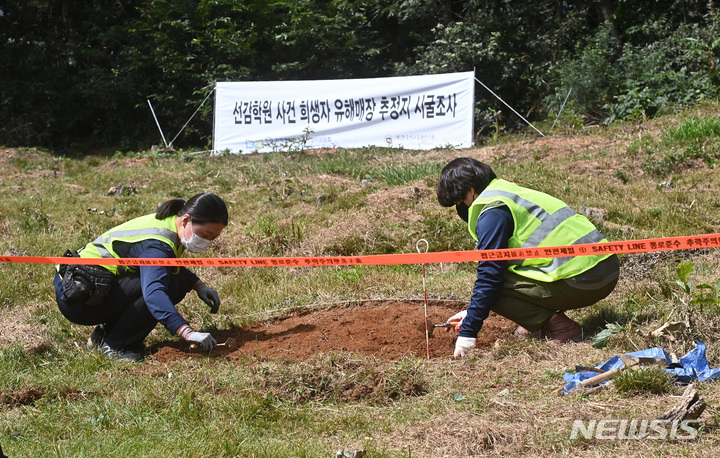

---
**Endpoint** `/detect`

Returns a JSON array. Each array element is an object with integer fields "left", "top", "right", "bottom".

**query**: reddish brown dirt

[
  {"left": 0, "top": 387, "right": 44, "bottom": 406},
  {"left": 151, "top": 300, "right": 515, "bottom": 363}
]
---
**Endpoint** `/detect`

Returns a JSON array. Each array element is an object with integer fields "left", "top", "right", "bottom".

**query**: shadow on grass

[
  {"left": 149, "top": 324, "right": 317, "bottom": 358},
  {"left": 579, "top": 302, "right": 655, "bottom": 338}
]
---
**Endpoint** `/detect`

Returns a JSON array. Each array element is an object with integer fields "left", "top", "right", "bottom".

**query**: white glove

[
  {"left": 454, "top": 336, "right": 477, "bottom": 358},
  {"left": 446, "top": 309, "right": 468, "bottom": 332},
  {"left": 187, "top": 331, "right": 217, "bottom": 351},
  {"left": 196, "top": 284, "right": 220, "bottom": 313}
]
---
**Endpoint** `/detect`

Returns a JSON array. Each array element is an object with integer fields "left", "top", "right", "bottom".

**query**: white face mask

[{"left": 181, "top": 220, "right": 212, "bottom": 253}]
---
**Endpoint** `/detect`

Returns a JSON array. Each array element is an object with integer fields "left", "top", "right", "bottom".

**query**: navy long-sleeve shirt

[
  {"left": 458, "top": 206, "right": 514, "bottom": 339},
  {"left": 54, "top": 239, "right": 198, "bottom": 334}
]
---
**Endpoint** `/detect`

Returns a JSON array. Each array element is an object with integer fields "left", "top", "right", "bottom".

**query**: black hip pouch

[{"left": 60, "top": 251, "right": 115, "bottom": 306}]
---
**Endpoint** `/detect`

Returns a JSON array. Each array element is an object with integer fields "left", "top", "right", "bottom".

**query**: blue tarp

[{"left": 563, "top": 340, "right": 720, "bottom": 394}]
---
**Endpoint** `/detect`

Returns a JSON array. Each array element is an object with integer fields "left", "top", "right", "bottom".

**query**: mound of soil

[{"left": 151, "top": 300, "right": 515, "bottom": 363}]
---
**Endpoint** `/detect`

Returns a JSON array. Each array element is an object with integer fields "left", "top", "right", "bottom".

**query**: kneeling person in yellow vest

[
  {"left": 436, "top": 158, "right": 620, "bottom": 358},
  {"left": 54, "top": 193, "right": 228, "bottom": 362}
]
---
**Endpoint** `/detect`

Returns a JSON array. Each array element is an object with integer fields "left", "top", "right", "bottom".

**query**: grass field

[{"left": 2, "top": 103, "right": 720, "bottom": 456}]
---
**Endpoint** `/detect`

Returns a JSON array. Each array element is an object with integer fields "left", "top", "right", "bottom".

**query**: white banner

[{"left": 213, "top": 71, "right": 475, "bottom": 153}]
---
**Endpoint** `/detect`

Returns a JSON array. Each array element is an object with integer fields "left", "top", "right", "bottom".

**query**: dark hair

[
  {"left": 436, "top": 158, "right": 497, "bottom": 207},
  {"left": 155, "top": 193, "right": 229, "bottom": 225}
]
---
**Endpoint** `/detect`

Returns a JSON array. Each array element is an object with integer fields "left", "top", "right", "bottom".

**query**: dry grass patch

[
  {"left": 384, "top": 413, "right": 530, "bottom": 456},
  {"left": 365, "top": 185, "right": 431, "bottom": 210},
  {"left": 0, "top": 303, "right": 53, "bottom": 353},
  {"left": 253, "top": 353, "right": 428, "bottom": 404}
]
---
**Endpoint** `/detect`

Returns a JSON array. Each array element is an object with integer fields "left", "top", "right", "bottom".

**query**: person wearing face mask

[
  {"left": 53, "top": 193, "right": 228, "bottom": 362},
  {"left": 436, "top": 158, "right": 620, "bottom": 358}
]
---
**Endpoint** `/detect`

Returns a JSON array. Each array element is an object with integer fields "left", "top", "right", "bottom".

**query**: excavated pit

[{"left": 151, "top": 300, "right": 516, "bottom": 362}]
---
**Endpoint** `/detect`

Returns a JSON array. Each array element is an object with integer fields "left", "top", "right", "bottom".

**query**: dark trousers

[
  {"left": 491, "top": 254, "right": 620, "bottom": 331},
  {"left": 55, "top": 271, "right": 193, "bottom": 349}
]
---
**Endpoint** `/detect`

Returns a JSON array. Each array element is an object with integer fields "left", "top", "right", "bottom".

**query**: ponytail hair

[
  {"left": 155, "top": 198, "right": 187, "bottom": 219},
  {"left": 155, "top": 193, "right": 229, "bottom": 225}
]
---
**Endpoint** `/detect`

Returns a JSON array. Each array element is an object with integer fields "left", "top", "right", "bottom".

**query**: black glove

[{"left": 196, "top": 285, "right": 220, "bottom": 314}]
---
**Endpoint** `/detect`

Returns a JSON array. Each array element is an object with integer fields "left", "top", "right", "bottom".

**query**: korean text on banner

[{"left": 213, "top": 71, "right": 475, "bottom": 154}]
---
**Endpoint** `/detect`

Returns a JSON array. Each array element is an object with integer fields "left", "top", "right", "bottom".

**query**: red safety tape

[{"left": 2, "top": 234, "right": 719, "bottom": 268}]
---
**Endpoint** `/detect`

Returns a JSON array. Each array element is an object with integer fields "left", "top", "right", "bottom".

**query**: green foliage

[
  {"left": 666, "top": 115, "right": 720, "bottom": 141},
  {"left": 370, "top": 162, "right": 443, "bottom": 186},
  {"left": 592, "top": 322, "right": 629, "bottom": 349},
  {"left": 547, "top": 7, "right": 720, "bottom": 126},
  {"left": 614, "top": 168, "right": 630, "bottom": 184},
  {"left": 265, "top": 127, "right": 314, "bottom": 153},
  {"left": 0, "top": 0, "right": 391, "bottom": 151},
  {"left": 2, "top": 0, "right": 720, "bottom": 149},
  {"left": 676, "top": 261, "right": 695, "bottom": 294},
  {"left": 394, "top": 21, "right": 498, "bottom": 76},
  {"left": 19, "top": 206, "right": 51, "bottom": 232},
  {"left": 605, "top": 16, "right": 720, "bottom": 123},
  {"left": 545, "top": 26, "right": 619, "bottom": 122},
  {"left": 674, "top": 261, "right": 720, "bottom": 314},
  {"left": 243, "top": 216, "right": 305, "bottom": 256},
  {"left": 636, "top": 116, "right": 720, "bottom": 176},
  {"left": 397, "top": 4, "right": 592, "bottom": 134}
]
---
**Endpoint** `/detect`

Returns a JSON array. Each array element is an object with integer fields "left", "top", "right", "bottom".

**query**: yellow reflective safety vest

[
  {"left": 468, "top": 179, "right": 611, "bottom": 282},
  {"left": 78, "top": 214, "right": 183, "bottom": 275}
]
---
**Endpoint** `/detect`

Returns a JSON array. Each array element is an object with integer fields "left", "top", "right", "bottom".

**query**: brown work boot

[
  {"left": 545, "top": 312, "right": 583, "bottom": 343},
  {"left": 514, "top": 326, "right": 543, "bottom": 339}
]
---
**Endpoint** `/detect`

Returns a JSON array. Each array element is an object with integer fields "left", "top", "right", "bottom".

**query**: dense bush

[
  {"left": 546, "top": 6, "right": 720, "bottom": 127},
  {"left": 1, "top": 0, "right": 719, "bottom": 151}
]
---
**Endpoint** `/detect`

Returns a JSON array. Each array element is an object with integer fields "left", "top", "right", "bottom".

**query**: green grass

[
  {"left": 369, "top": 162, "right": 444, "bottom": 186},
  {"left": 632, "top": 115, "right": 720, "bottom": 177},
  {"left": 4, "top": 106, "right": 720, "bottom": 456},
  {"left": 613, "top": 367, "right": 675, "bottom": 395},
  {"left": 665, "top": 116, "right": 720, "bottom": 141}
]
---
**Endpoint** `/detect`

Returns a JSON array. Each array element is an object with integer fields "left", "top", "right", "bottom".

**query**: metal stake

[{"left": 416, "top": 239, "right": 430, "bottom": 360}]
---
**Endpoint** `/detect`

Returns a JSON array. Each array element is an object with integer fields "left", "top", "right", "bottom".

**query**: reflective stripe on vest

[
  {"left": 468, "top": 179, "right": 610, "bottom": 282},
  {"left": 79, "top": 214, "right": 182, "bottom": 275}
]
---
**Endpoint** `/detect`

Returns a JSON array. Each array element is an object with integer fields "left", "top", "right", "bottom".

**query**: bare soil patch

[
  {"left": 0, "top": 387, "right": 44, "bottom": 406},
  {"left": 151, "top": 300, "right": 515, "bottom": 363}
]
